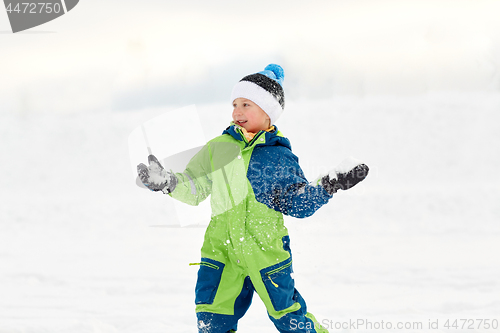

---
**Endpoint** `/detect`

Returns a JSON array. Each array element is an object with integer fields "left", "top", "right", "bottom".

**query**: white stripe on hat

[{"left": 231, "top": 81, "right": 284, "bottom": 125}]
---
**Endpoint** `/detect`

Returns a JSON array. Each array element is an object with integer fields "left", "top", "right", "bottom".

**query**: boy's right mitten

[
  {"left": 137, "top": 155, "right": 177, "bottom": 194},
  {"left": 321, "top": 157, "right": 369, "bottom": 195}
]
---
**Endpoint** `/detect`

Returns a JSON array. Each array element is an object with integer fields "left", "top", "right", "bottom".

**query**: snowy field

[{"left": 1, "top": 93, "right": 499, "bottom": 332}]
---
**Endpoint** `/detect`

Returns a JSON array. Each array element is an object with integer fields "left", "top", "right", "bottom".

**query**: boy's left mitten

[
  {"left": 137, "top": 155, "right": 177, "bottom": 194},
  {"left": 320, "top": 157, "right": 369, "bottom": 195}
]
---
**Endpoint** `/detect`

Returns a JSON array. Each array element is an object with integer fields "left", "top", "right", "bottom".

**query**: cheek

[{"left": 260, "top": 112, "right": 269, "bottom": 124}]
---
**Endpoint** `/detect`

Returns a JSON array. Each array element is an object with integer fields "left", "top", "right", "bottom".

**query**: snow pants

[{"left": 193, "top": 236, "right": 328, "bottom": 333}]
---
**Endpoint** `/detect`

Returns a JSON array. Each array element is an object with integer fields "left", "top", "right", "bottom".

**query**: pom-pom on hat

[{"left": 231, "top": 64, "right": 285, "bottom": 125}]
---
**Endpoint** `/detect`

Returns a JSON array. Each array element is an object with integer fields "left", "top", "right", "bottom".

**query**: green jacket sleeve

[{"left": 169, "top": 144, "right": 213, "bottom": 206}]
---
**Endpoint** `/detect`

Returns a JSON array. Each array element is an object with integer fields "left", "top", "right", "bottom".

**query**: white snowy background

[{"left": 1, "top": 0, "right": 500, "bottom": 332}]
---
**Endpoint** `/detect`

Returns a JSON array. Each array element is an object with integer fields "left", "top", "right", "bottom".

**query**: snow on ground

[{"left": 1, "top": 93, "right": 499, "bottom": 332}]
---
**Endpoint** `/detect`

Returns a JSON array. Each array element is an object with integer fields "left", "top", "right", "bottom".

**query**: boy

[{"left": 138, "top": 64, "right": 369, "bottom": 333}]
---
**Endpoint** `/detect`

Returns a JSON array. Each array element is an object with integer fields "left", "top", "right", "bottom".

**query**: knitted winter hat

[{"left": 231, "top": 64, "right": 285, "bottom": 125}]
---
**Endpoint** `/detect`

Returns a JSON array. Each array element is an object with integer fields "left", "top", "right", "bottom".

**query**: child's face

[{"left": 232, "top": 98, "right": 271, "bottom": 132}]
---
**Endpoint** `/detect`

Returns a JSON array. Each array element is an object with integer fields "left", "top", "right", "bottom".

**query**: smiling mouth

[{"left": 236, "top": 120, "right": 247, "bottom": 125}]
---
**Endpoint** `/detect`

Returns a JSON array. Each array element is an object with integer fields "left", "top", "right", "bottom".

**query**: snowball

[{"left": 329, "top": 156, "right": 364, "bottom": 179}]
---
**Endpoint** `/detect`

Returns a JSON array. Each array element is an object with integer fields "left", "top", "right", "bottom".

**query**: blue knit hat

[{"left": 231, "top": 64, "right": 285, "bottom": 124}]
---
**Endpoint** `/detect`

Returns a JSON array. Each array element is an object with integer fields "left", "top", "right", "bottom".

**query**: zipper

[
  {"left": 189, "top": 262, "right": 219, "bottom": 270},
  {"left": 235, "top": 126, "right": 264, "bottom": 149},
  {"left": 247, "top": 131, "right": 263, "bottom": 147},
  {"left": 265, "top": 260, "right": 293, "bottom": 288}
]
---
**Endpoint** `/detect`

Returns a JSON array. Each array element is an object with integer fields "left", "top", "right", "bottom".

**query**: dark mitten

[{"left": 320, "top": 158, "right": 369, "bottom": 195}]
